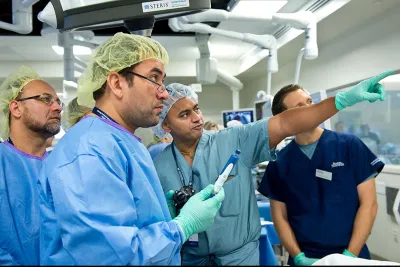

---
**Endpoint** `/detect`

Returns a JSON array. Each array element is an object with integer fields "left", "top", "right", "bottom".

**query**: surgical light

[{"left": 38, "top": 0, "right": 211, "bottom": 32}]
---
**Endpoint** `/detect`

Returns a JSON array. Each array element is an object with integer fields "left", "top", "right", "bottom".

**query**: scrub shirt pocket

[
  {"left": 323, "top": 168, "right": 349, "bottom": 205},
  {"left": 219, "top": 170, "right": 241, "bottom": 217}
]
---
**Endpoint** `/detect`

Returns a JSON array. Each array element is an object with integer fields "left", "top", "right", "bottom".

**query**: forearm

[
  {"left": 268, "top": 97, "right": 338, "bottom": 148},
  {"left": 281, "top": 97, "right": 337, "bottom": 136},
  {"left": 273, "top": 217, "right": 302, "bottom": 258},
  {"left": 347, "top": 203, "right": 378, "bottom": 256}
]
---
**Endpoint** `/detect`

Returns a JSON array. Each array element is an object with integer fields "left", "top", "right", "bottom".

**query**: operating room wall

[
  {"left": 237, "top": 3, "right": 400, "bottom": 262},
  {"left": 197, "top": 83, "right": 234, "bottom": 125},
  {"left": 371, "top": 168, "right": 400, "bottom": 262}
]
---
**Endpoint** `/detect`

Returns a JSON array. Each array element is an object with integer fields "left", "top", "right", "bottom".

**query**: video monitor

[{"left": 222, "top": 108, "right": 255, "bottom": 128}]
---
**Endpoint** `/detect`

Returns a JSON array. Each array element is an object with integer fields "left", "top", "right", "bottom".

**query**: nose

[
  {"left": 158, "top": 84, "right": 169, "bottom": 100},
  {"left": 191, "top": 111, "right": 201, "bottom": 123},
  {"left": 51, "top": 100, "right": 63, "bottom": 112}
]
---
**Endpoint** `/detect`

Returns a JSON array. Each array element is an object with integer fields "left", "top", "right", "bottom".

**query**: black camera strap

[
  {"left": 92, "top": 107, "right": 118, "bottom": 124},
  {"left": 171, "top": 143, "right": 193, "bottom": 187},
  {"left": 6, "top": 137, "right": 14, "bottom": 146}
]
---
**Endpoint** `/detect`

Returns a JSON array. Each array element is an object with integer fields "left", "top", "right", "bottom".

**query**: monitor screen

[
  {"left": 222, "top": 109, "right": 255, "bottom": 128},
  {"left": 255, "top": 100, "right": 273, "bottom": 121}
]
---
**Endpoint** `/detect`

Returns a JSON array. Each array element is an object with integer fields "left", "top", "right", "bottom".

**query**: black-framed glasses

[
  {"left": 126, "top": 71, "right": 165, "bottom": 93},
  {"left": 16, "top": 93, "right": 65, "bottom": 109}
]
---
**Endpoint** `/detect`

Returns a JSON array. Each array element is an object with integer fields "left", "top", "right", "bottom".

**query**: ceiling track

[{"left": 273, "top": 0, "right": 332, "bottom": 39}]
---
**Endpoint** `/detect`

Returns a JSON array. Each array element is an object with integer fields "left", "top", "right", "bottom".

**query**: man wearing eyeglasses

[
  {"left": 37, "top": 33, "right": 225, "bottom": 265},
  {"left": 0, "top": 65, "right": 62, "bottom": 265}
]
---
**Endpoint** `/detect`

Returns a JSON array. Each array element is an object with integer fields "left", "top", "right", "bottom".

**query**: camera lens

[{"left": 173, "top": 186, "right": 196, "bottom": 209}]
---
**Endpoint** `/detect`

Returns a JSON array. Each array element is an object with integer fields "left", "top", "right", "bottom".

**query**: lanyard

[
  {"left": 92, "top": 107, "right": 117, "bottom": 124},
  {"left": 171, "top": 143, "right": 193, "bottom": 187},
  {"left": 6, "top": 137, "right": 14, "bottom": 146}
]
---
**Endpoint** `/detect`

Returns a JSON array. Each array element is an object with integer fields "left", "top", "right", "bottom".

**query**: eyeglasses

[
  {"left": 16, "top": 94, "right": 65, "bottom": 109},
  {"left": 126, "top": 71, "right": 165, "bottom": 93}
]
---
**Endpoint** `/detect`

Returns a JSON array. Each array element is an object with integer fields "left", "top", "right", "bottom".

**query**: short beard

[
  {"left": 129, "top": 111, "right": 160, "bottom": 128},
  {"left": 22, "top": 111, "right": 60, "bottom": 139}
]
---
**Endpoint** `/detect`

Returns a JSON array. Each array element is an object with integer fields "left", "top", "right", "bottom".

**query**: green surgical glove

[
  {"left": 335, "top": 70, "right": 394, "bottom": 110},
  {"left": 343, "top": 249, "right": 357, "bottom": 258},
  {"left": 294, "top": 252, "right": 319, "bottom": 266},
  {"left": 173, "top": 184, "right": 225, "bottom": 242},
  {"left": 165, "top": 190, "right": 176, "bottom": 219}
]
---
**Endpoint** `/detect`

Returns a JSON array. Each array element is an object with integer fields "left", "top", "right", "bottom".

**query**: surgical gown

[
  {"left": 0, "top": 141, "right": 47, "bottom": 265},
  {"left": 37, "top": 116, "right": 185, "bottom": 265},
  {"left": 154, "top": 118, "right": 276, "bottom": 265},
  {"left": 259, "top": 129, "right": 384, "bottom": 264}
]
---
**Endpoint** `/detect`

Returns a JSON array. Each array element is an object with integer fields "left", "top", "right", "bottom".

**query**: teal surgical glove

[
  {"left": 165, "top": 190, "right": 176, "bottom": 219},
  {"left": 343, "top": 249, "right": 357, "bottom": 258},
  {"left": 294, "top": 252, "right": 319, "bottom": 266},
  {"left": 173, "top": 184, "right": 225, "bottom": 242},
  {"left": 335, "top": 70, "right": 394, "bottom": 110}
]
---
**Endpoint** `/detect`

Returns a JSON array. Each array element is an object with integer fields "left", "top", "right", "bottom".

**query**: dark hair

[
  {"left": 93, "top": 63, "right": 138, "bottom": 101},
  {"left": 271, "top": 84, "right": 304, "bottom": 116}
]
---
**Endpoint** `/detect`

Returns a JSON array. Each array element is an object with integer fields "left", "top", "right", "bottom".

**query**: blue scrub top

[
  {"left": 148, "top": 142, "right": 170, "bottom": 160},
  {"left": 38, "top": 116, "right": 185, "bottom": 265},
  {"left": 259, "top": 129, "right": 384, "bottom": 260},
  {"left": 0, "top": 141, "right": 47, "bottom": 265},
  {"left": 154, "top": 118, "right": 277, "bottom": 265}
]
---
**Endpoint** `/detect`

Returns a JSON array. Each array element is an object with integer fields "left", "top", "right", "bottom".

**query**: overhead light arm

[
  {"left": 174, "top": 8, "right": 319, "bottom": 94},
  {"left": 170, "top": 18, "right": 278, "bottom": 73},
  {"left": 0, "top": 0, "right": 33, "bottom": 34},
  {"left": 69, "top": 39, "right": 99, "bottom": 50},
  {"left": 57, "top": 31, "right": 99, "bottom": 100},
  {"left": 178, "top": 9, "right": 318, "bottom": 59},
  {"left": 194, "top": 33, "right": 243, "bottom": 109},
  {"left": 217, "top": 68, "right": 243, "bottom": 110}
]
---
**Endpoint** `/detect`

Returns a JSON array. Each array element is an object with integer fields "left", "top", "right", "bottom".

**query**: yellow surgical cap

[
  {"left": 0, "top": 66, "right": 42, "bottom": 140},
  {"left": 61, "top": 97, "right": 93, "bottom": 131},
  {"left": 77, "top": 32, "right": 169, "bottom": 107}
]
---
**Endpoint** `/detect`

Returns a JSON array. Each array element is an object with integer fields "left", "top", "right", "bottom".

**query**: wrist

[
  {"left": 294, "top": 252, "right": 305, "bottom": 265},
  {"left": 343, "top": 249, "right": 357, "bottom": 258},
  {"left": 334, "top": 92, "right": 347, "bottom": 110},
  {"left": 173, "top": 218, "right": 188, "bottom": 242}
]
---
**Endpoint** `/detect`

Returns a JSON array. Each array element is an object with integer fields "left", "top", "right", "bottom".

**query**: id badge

[
  {"left": 316, "top": 169, "right": 332, "bottom": 181},
  {"left": 185, "top": 233, "right": 199, "bottom": 247}
]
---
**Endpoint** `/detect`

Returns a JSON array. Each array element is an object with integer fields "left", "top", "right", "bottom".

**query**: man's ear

[
  {"left": 9, "top": 100, "right": 22, "bottom": 119},
  {"left": 106, "top": 72, "right": 124, "bottom": 99},
  {"left": 162, "top": 119, "right": 172, "bottom": 134}
]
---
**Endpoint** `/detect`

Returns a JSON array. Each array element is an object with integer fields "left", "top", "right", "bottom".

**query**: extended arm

[{"left": 268, "top": 69, "right": 393, "bottom": 148}]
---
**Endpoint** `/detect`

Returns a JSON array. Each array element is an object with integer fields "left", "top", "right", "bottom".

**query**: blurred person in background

[
  {"left": 203, "top": 121, "right": 219, "bottom": 131},
  {"left": 147, "top": 133, "right": 173, "bottom": 160}
]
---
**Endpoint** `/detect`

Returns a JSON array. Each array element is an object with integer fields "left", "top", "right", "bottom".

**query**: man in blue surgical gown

[
  {"left": 259, "top": 84, "right": 386, "bottom": 266},
  {"left": 152, "top": 71, "right": 392, "bottom": 266},
  {"left": 37, "top": 33, "right": 225, "bottom": 266},
  {"left": 0, "top": 66, "right": 62, "bottom": 265}
]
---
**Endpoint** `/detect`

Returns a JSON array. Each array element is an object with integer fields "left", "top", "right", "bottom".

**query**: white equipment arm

[
  {"left": 179, "top": 9, "right": 318, "bottom": 60},
  {"left": 169, "top": 18, "right": 278, "bottom": 73}
]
